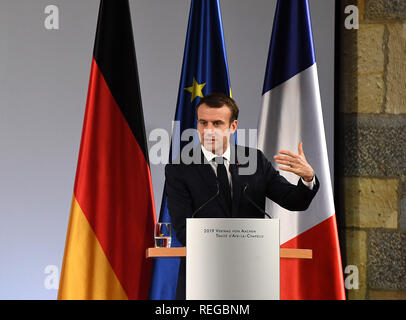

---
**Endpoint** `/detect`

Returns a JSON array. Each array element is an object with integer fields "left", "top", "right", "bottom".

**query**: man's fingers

[
  {"left": 278, "top": 166, "right": 292, "bottom": 172},
  {"left": 279, "top": 166, "right": 297, "bottom": 174},
  {"left": 275, "top": 159, "right": 292, "bottom": 166},
  {"left": 274, "top": 155, "right": 301, "bottom": 164},
  {"left": 298, "top": 142, "right": 304, "bottom": 155},
  {"left": 276, "top": 144, "right": 313, "bottom": 180},
  {"left": 277, "top": 150, "right": 297, "bottom": 158}
]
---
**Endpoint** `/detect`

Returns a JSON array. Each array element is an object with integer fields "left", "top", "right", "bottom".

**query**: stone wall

[{"left": 338, "top": 0, "right": 406, "bottom": 299}]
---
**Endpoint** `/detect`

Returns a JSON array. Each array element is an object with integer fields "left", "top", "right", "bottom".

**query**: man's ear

[{"left": 229, "top": 120, "right": 238, "bottom": 134}]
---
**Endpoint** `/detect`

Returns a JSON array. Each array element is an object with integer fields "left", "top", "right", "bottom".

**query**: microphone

[
  {"left": 243, "top": 183, "right": 272, "bottom": 219},
  {"left": 191, "top": 181, "right": 220, "bottom": 218}
]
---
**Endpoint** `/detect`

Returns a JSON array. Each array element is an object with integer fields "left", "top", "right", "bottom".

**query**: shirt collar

[{"left": 201, "top": 143, "right": 231, "bottom": 163}]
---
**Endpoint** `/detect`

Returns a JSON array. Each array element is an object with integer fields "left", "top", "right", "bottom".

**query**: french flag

[{"left": 257, "top": 0, "right": 346, "bottom": 299}]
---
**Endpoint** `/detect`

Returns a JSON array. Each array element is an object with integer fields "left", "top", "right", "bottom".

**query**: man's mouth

[{"left": 204, "top": 137, "right": 217, "bottom": 144}]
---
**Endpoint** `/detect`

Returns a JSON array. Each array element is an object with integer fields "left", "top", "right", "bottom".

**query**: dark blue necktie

[{"left": 214, "top": 157, "right": 232, "bottom": 214}]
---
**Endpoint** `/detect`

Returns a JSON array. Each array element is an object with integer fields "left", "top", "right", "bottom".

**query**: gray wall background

[{"left": 0, "top": 0, "right": 335, "bottom": 299}]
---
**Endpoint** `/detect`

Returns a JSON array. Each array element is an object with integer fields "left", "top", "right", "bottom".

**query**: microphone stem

[
  {"left": 191, "top": 182, "right": 219, "bottom": 218},
  {"left": 243, "top": 185, "right": 272, "bottom": 219}
]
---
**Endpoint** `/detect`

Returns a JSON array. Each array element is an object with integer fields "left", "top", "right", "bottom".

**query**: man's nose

[
  {"left": 204, "top": 123, "right": 215, "bottom": 132},
  {"left": 206, "top": 122, "right": 215, "bottom": 130}
]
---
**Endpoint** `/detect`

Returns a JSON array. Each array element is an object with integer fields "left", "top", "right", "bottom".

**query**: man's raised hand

[{"left": 273, "top": 142, "right": 314, "bottom": 182}]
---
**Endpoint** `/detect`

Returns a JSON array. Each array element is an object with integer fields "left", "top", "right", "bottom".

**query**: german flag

[{"left": 58, "top": 0, "right": 156, "bottom": 300}]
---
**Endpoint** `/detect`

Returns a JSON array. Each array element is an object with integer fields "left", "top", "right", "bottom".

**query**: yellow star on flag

[{"left": 184, "top": 78, "right": 206, "bottom": 102}]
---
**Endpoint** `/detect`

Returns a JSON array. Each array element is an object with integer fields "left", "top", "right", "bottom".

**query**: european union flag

[{"left": 149, "top": 0, "right": 231, "bottom": 300}]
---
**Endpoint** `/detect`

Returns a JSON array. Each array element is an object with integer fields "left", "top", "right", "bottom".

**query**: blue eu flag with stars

[{"left": 149, "top": 0, "right": 231, "bottom": 300}]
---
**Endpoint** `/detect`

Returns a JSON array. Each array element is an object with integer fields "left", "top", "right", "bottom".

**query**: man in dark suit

[{"left": 165, "top": 93, "right": 319, "bottom": 299}]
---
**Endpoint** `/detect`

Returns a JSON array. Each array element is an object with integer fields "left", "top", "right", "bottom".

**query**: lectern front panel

[{"left": 186, "top": 218, "right": 280, "bottom": 300}]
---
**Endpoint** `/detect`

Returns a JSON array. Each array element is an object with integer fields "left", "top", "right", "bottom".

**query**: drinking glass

[{"left": 154, "top": 222, "right": 172, "bottom": 248}]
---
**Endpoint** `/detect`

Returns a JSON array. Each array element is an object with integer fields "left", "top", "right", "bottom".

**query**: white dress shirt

[{"left": 201, "top": 144, "right": 233, "bottom": 192}]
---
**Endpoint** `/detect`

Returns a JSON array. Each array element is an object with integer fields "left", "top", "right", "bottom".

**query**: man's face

[{"left": 196, "top": 103, "right": 237, "bottom": 154}]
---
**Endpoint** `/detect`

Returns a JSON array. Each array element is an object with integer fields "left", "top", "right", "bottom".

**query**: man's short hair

[{"left": 196, "top": 92, "right": 239, "bottom": 123}]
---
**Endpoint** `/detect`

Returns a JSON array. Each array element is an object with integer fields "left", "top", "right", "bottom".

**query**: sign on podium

[{"left": 186, "top": 218, "right": 280, "bottom": 300}]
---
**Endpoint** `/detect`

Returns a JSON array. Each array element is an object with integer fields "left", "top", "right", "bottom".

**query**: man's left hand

[{"left": 273, "top": 142, "right": 314, "bottom": 182}]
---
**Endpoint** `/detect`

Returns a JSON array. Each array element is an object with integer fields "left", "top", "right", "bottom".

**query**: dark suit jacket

[{"left": 164, "top": 144, "right": 319, "bottom": 299}]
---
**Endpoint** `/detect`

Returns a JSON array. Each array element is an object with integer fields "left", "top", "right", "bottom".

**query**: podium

[{"left": 146, "top": 218, "right": 312, "bottom": 300}]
